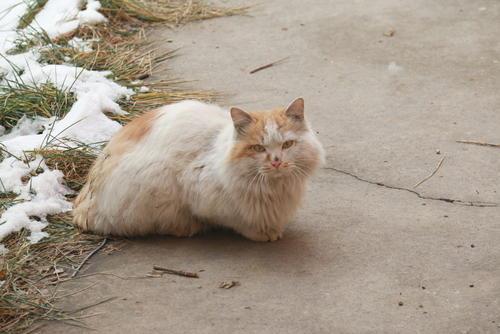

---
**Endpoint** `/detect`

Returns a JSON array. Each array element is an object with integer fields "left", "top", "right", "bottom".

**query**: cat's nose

[{"left": 271, "top": 160, "right": 282, "bottom": 168}]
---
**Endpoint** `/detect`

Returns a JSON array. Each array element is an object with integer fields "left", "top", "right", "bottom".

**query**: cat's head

[{"left": 228, "top": 98, "right": 324, "bottom": 180}]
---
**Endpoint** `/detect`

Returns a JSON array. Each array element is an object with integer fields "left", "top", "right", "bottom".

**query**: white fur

[{"left": 74, "top": 100, "right": 324, "bottom": 241}]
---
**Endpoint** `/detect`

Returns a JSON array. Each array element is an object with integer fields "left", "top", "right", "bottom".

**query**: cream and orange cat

[{"left": 73, "top": 98, "right": 324, "bottom": 241}]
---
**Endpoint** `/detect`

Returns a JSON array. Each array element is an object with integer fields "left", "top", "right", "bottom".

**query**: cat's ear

[
  {"left": 230, "top": 107, "right": 253, "bottom": 135},
  {"left": 285, "top": 97, "right": 304, "bottom": 121}
]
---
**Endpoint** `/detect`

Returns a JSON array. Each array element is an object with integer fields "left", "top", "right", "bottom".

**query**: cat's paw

[
  {"left": 239, "top": 227, "right": 283, "bottom": 242},
  {"left": 264, "top": 228, "right": 283, "bottom": 242}
]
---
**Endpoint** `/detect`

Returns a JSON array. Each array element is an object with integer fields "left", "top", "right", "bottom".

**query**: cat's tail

[
  {"left": 72, "top": 153, "right": 108, "bottom": 234},
  {"left": 72, "top": 182, "right": 93, "bottom": 232}
]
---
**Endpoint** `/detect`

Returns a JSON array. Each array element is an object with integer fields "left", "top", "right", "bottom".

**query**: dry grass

[
  {"left": 39, "top": 23, "right": 165, "bottom": 83},
  {"left": 35, "top": 146, "right": 100, "bottom": 193},
  {"left": 100, "top": 0, "right": 248, "bottom": 24},
  {"left": 0, "top": 214, "right": 105, "bottom": 333},
  {"left": 0, "top": 0, "right": 244, "bottom": 332}
]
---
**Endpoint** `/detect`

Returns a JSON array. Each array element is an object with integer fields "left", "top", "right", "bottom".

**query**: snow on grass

[
  {"left": 30, "top": 0, "right": 107, "bottom": 38},
  {"left": 68, "top": 36, "right": 95, "bottom": 52},
  {"left": 2, "top": 65, "right": 132, "bottom": 155},
  {"left": 0, "top": 157, "right": 72, "bottom": 243},
  {"left": 0, "top": 0, "right": 130, "bottom": 247},
  {"left": 0, "top": 1, "right": 30, "bottom": 53}
]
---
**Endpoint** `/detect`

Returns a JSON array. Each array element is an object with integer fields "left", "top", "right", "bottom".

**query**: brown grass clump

[
  {"left": 35, "top": 146, "right": 100, "bottom": 192},
  {"left": 100, "top": 0, "right": 248, "bottom": 25}
]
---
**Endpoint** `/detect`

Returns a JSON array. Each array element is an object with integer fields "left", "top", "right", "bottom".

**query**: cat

[{"left": 73, "top": 98, "right": 324, "bottom": 241}]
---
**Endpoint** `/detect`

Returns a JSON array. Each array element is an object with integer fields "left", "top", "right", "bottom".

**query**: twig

[
  {"left": 70, "top": 296, "right": 117, "bottom": 314},
  {"left": 21, "top": 323, "right": 46, "bottom": 334},
  {"left": 456, "top": 140, "right": 500, "bottom": 148},
  {"left": 55, "top": 283, "right": 98, "bottom": 299},
  {"left": 153, "top": 265, "right": 199, "bottom": 278},
  {"left": 249, "top": 57, "right": 289, "bottom": 74},
  {"left": 52, "top": 272, "right": 155, "bottom": 284},
  {"left": 414, "top": 156, "right": 445, "bottom": 188},
  {"left": 71, "top": 238, "right": 107, "bottom": 278}
]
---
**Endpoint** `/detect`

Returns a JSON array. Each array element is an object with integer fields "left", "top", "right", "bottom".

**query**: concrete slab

[{"left": 42, "top": 0, "right": 500, "bottom": 333}]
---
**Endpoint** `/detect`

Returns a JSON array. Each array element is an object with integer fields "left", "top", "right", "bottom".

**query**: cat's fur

[{"left": 73, "top": 98, "right": 324, "bottom": 241}]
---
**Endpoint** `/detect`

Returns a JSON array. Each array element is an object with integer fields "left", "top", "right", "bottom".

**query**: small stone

[
  {"left": 469, "top": 284, "right": 474, "bottom": 288},
  {"left": 398, "top": 301, "right": 404, "bottom": 306},
  {"left": 219, "top": 280, "right": 240, "bottom": 289},
  {"left": 436, "top": 149, "right": 441, "bottom": 155},
  {"left": 471, "top": 244, "right": 475, "bottom": 248},
  {"left": 384, "top": 29, "right": 396, "bottom": 37}
]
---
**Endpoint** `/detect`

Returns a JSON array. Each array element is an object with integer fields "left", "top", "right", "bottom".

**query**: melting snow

[
  {"left": 30, "top": 0, "right": 107, "bottom": 38},
  {"left": 0, "top": 0, "right": 129, "bottom": 247}
]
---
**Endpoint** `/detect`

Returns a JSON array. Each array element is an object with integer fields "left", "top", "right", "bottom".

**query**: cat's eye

[
  {"left": 282, "top": 140, "right": 295, "bottom": 149},
  {"left": 251, "top": 145, "right": 266, "bottom": 152}
]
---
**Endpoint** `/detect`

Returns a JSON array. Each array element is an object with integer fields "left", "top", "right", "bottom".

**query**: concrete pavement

[{"left": 43, "top": 1, "right": 500, "bottom": 333}]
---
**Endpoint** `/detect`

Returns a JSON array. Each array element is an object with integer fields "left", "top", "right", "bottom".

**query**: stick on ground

[
  {"left": 153, "top": 265, "right": 199, "bottom": 278},
  {"left": 71, "top": 238, "right": 108, "bottom": 278},
  {"left": 414, "top": 156, "right": 445, "bottom": 188},
  {"left": 249, "top": 57, "right": 289, "bottom": 74},
  {"left": 456, "top": 140, "right": 500, "bottom": 148}
]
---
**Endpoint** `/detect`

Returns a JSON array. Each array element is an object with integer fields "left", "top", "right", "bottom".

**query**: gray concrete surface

[{"left": 43, "top": 0, "right": 500, "bottom": 333}]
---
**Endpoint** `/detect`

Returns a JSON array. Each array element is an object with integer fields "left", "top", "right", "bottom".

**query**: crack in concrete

[{"left": 323, "top": 167, "right": 499, "bottom": 208}]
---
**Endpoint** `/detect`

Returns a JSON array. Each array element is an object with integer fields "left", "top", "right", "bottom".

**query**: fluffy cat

[{"left": 73, "top": 98, "right": 324, "bottom": 241}]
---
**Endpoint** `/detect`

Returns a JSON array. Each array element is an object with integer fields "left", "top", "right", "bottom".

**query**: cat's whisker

[
  {"left": 289, "top": 164, "right": 310, "bottom": 178},
  {"left": 248, "top": 172, "right": 260, "bottom": 189},
  {"left": 289, "top": 162, "right": 307, "bottom": 175}
]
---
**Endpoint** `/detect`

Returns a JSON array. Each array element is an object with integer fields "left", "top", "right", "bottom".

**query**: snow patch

[
  {"left": 0, "top": 0, "right": 29, "bottom": 53},
  {"left": 0, "top": 157, "right": 73, "bottom": 244},
  {"left": 0, "top": 116, "right": 54, "bottom": 141},
  {"left": 68, "top": 37, "right": 94, "bottom": 52},
  {"left": 31, "top": 0, "right": 107, "bottom": 38},
  {"left": 2, "top": 65, "right": 131, "bottom": 156},
  {"left": 0, "top": 1, "right": 131, "bottom": 246}
]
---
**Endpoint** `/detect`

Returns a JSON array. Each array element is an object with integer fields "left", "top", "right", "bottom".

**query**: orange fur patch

[{"left": 106, "top": 109, "right": 160, "bottom": 157}]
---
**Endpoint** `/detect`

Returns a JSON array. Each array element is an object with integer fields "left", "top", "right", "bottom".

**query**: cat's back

[
  {"left": 156, "top": 100, "right": 229, "bottom": 137},
  {"left": 131, "top": 100, "right": 229, "bottom": 165}
]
